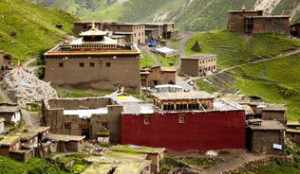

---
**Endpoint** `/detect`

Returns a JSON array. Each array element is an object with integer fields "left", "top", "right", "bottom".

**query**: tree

[{"left": 191, "top": 41, "right": 202, "bottom": 52}]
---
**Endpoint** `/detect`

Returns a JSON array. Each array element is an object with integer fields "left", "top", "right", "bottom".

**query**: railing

[{"left": 61, "top": 43, "right": 133, "bottom": 51}]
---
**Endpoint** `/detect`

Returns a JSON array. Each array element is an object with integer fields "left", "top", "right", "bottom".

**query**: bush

[{"left": 191, "top": 41, "right": 202, "bottom": 52}]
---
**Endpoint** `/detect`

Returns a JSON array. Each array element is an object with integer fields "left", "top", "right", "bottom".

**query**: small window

[
  {"left": 90, "top": 62, "right": 95, "bottom": 67},
  {"left": 79, "top": 62, "right": 85, "bottom": 67},
  {"left": 178, "top": 116, "right": 185, "bottom": 124},
  {"left": 59, "top": 62, "right": 64, "bottom": 67},
  {"left": 106, "top": 62, "right": 111, "bottom": 67},
  {"left": 64, "top": 122, "right": 71, "bottom": 129},
  {"left": 144, "top": 117, "right": 150, "bottom": 125}
]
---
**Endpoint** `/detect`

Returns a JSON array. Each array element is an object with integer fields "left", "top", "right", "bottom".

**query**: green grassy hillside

[
  {"left": 0, "top": 0, "right": 75, "bottom": 63},
  {"left": 33, "top": 0, "right": 300, "bottom": 31},
  {"left": 32, "top": 0, "right": 124, "bottom": 21},
  {"left": 186, "top": 31, "right": 300, "bottom": 120},
  {"left": 0, "top": 156, "right": 69, "bottom": 174}
]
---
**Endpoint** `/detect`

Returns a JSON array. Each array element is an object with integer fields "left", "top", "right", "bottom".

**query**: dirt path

[
  {"left": 199, "top": 151, "right": 268, "bottom": 174},
  {"left": 178, "top": 32, "right": 194, "bottom": 58}
]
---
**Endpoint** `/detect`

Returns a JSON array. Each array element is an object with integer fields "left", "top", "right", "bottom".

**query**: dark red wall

[{"left": 121, "top": 111, "right": 246, "bottom": 151}]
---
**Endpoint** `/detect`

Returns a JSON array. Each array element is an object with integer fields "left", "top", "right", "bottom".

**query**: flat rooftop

[
  {"left": 228, "top": 10, "right": 263, "bottom": 13},
  {"left": 114, "top": 96, "right": 156, "bottom": 115},
  {"left": 0, "top": 135, "right": 19, "bottom": 146},
  {"left": 45, "top": 43, "right": 140, "bottom": 57},
  {"left": 0, "top": 103, "right": 20, "bottom": 113},
  {"left": 111, "top": 145, "right": 165, "bottom": 155},
  {"left": 84, "top": 150, "right": 151, "bottom": 174},
  {"left": 152, "top": 91, "right": 214, "bottom": 100},
  {"left": 245, "top": 15, "right": 290, "bottom": 19},
  {"left": 248, "top": 120, "right": 285, "bottom": 131},
  {"left": 75, "top": 21, "right": 145, "bottom": 26},
  {"left": 182, "top": 54, "right": 217, "bottom": 60},
  {"left": 213, "top": 100, "right": 244, "bottom": 111},
  {"left": 20, "top": 127, "right": 50, "bottom": 141},
  {"left": 82, "top": 163, "right": 114, "bottom": 174},
  {"left": 286, "top": 129, "right": 300, "bottom": 134},
  {"left": 47, "top": 133, "right": 85, "bottom": 142}
]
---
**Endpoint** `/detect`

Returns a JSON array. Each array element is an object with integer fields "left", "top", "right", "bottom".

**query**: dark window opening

[
  {"left": 188, "top": 103, "right": 200, "bottom": 110},
  {"left": 164, "top": 104, "right": 175, "bottom": 111},
  {"left": 59, "top": 62, "right": 64, "bottom": 67},
  {"left": 90, "top": 62, "right": 95, "bottom": 67},
  {"left": 144, "top": 117, "right": 150, "bottom": 125},
  {"left": 80, "top": 62, "right": 85, "bottom": 67},
  {"left": 64, "top": 122, "right": 71, "bottom": 129},
  {"left": 106, "top": 62, "right": 111, "bottom": 67},
  {"left": 176, "top": 104, "right": 188, "bottom": 110},
  {"left": 245, "top": 18, "right": 254, "bottom": 33},
  {"left": 178, "top": 116, "right": 185, "bottom": 124}
]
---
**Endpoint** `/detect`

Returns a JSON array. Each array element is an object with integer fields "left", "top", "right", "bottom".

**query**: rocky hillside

[
  {"left": 0, "top": 0, "right": 75, "bottom": 62},
  {"left": 33, "top": 0, "right": 300, "bottom": 31}
]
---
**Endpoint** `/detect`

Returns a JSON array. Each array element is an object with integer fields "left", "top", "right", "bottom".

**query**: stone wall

[
  {"left": 248, "top": 17, "right": 290, "bottom": 34},
  {"left": 142, "top": 67, "right": 176, "bottom": 87},
  {"left": 47, "top": 97, "right": 112, "bottom": 110},
  {"left": 287, "top": 132, "right": 300, "bottom": 144},
  {"left": 44, "top": 55, "right": 141, "bottom": 91},
  {"left": 180, "top": 59, "right": 199, "bottom": 76},
  {"left": 261, "top": 110, "right": 286, "bottom": 125},
  {"left": 249, "top": 129, "right": 284, "bottom": 154}
]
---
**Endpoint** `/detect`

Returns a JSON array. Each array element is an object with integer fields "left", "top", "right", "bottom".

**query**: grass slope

[
  {"left": 32, "top": 0, "right": 124, "bottom": 21},
  {"left": 0, "top": 156, "right": 69, "bottom": 174},
  {"left": 186, "top": 31, "right": 300, "bottom": 120},
  {"left": 0, "top": 0, "right": 75, "bottom": 63},
  {"left": 34, "top": 0, "right": 300, "bottom": 31}
]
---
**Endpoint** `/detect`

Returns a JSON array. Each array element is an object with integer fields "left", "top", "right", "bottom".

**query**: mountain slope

[
  {"left": 0, "top": 0, "right": 75, "bottom": 62},
  {"left": 185, "top": 31, "right": 300, "bottom": 120},
  {"left": 33, "top": 0, "right": 300, "bottom": 31}
]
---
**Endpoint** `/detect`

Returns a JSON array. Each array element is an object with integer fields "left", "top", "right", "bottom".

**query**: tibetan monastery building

[
  {"left": 121, "top": 91, "right": 246, "bottom": 151},
  {"left": 44, "top": 24, "right": 141, "bottom": 91}
]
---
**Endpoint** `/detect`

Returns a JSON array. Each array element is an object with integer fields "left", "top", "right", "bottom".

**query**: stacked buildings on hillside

[
  {"left": 73, "top": 21, "right": 176, "bottom": 46},
  {"left": 44, "top": 24, "right": 141, "bottom": 91},
  {"left": 144, "top": 23, "right": 176, "bottom": 41},
  {"left": 42, "top": 91, "right": 246, "bottom": 151},
  {"left": 228, "top": 9, "right": 290, "bottom": 34},
  {"left": 239, "top": 101, "right": 287, "bottom": 154}
]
